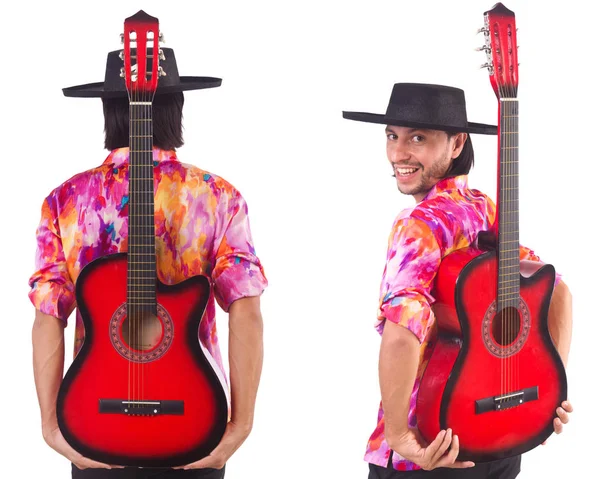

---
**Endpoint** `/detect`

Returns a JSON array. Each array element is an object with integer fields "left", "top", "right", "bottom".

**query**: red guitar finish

[
  {"left": 56, "top": 11, "right": 227, "bottom": 467},
  {"left": 57, "top": 256, "right": 227, "bottom": 466},
  {"left": 416, "top": 3, "right": 567, "bottom": 461}
]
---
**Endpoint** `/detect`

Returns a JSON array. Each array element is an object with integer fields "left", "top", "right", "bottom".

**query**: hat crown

[
  {"left": 384, "top": 83, "right": 469, "bottom": 130},
  {"left": 104, "top": 48, "right": 181, "bottom": 93}
]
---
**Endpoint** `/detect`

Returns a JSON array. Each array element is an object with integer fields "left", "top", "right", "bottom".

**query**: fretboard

[
  {"left": 496, "top": 98, "right": 520, "bottom": 308},
  {"left": 127, "top": 101, "right": 156, "bottom": 314}
]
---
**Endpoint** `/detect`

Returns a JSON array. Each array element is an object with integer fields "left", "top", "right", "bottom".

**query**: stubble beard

[{"left": 396, "top": 152, "right": 451, "bottom": 197}]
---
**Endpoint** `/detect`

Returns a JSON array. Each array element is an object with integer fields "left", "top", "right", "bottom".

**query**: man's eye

[
  {"left": 387, "top": 133, "right": 397, "bottom": 140},
  {"left": 412, "top": 135, "right": 424, "bottom": 143}
]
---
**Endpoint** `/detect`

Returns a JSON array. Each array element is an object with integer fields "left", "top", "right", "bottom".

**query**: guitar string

[
  {"left": 511, "top": 25, "right": 522, "bottom": 404},
  {"left": 127, "top": 33, "right": 131, "bottom": 411}
]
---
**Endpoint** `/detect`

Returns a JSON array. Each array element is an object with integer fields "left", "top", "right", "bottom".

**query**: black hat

[
  {"left": 63, "top": 48, "right": 221, "bottom": 98},
  {"left": 343, "top": 83, "right": 496, "bottom": 135}
]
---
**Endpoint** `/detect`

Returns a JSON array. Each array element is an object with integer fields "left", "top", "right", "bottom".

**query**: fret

[
  {"left": 499, "top": 278, "right": 520, "bottom": 285},
  {"left": 498, "top": 291, "right": 520, "bottom": 297},
  {"left": 498, "top": 284, "right": 520, "bottom": 290}
]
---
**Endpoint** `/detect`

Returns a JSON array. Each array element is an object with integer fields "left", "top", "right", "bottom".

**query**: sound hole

[
  {"left": 491, "top": 307, "right": 521, "bottom": 346},
  {"left": 121, "top": 313, "right": 163, "bottom": 351}
]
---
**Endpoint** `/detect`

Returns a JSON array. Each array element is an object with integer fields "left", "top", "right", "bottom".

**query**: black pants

[
  {"left": 368, "top": 456, "right": 520, "bottom": 479},
  {"left": 71, "top": 464, "right": 225, "bottom": 479}
]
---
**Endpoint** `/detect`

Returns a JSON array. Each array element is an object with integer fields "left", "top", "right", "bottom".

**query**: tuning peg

[
  {"left": 159, "top": 32, "right": 165, "bottom": 43},
  {"left": 480, "top": 63, "right": 494, "bottom": 75},
  {"left": 158, "top": 66, "right": 167, "bottom": 77},
  {"left": 477, "top": 27, "right": 489, "bottom": 35},
  {"left": 120, "top": 33, "right": 124, "bottom": 44},
  {"left": 475, "top": 45, "right": 491, "bottom": 52},
  {"left": 120, "top": 67, "right": 125, "bottom": 78},
  {"left": 119, "top": 50, "right": 124, "bottom": 61},
  {"left": 159, "top": 49, "right": 166, "bottom": 61}
]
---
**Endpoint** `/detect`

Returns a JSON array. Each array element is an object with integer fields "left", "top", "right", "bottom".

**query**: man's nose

[{"left": 390, "top": 144, "right": 410, "bottom": 163}]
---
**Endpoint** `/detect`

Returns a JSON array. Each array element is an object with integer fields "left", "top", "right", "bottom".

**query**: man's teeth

[{"left": 396, "top": 167, "right": 418, "bottom": 176}]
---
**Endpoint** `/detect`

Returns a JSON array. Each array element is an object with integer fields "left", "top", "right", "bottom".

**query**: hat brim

[
  {"left": 342, "top": 111, "right": 497, "bottom": 135},
  {"left": 63, "top": 76, "right": 222, "bottom": 98}
]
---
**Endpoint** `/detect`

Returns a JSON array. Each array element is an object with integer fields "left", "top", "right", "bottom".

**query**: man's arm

[
  {"left": 380, "top": 321, "right": 474, "bottom": 470},
  {"left": 32, "top": 310, "right": 65, "bottom": 442},
  {"left": 380, "top": 321, "right": 419, "bottom": 438},
  {"left": 547, "top": 280, "right": 574, "bottom": 436},
  {"left": 548, "top": 280, "right": 572, "bottom": 367},
  {"left": 177, "top": 296, "right": 263, "bottom": 470},
  {"left": 228, "top": 296, "right": 264, "bottom": 434},
  {"left": 32, "top": 310, "right": 114, "bottom": 469}
]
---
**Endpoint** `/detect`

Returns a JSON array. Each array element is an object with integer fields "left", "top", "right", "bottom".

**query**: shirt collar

[
  {"left": 421, "top": 175, "right": 468, "bottom": 202},
  {"left": 103, "top": 147, "right": 179, "bottom": 167}
]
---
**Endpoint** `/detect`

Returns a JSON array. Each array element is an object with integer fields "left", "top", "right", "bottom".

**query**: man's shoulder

[
  {"left": 44, "top": 163, "right": 113, "bottom": 204},
  {"left": 178, "top": 162, "right": 242, "bottom": 201}
]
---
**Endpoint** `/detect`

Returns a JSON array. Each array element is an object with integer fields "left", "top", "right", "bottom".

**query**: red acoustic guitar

[
  {"left": 56, "top": 11, "right": 228, "bottom": 467},
  {"left": 416, "top": 3, "right": 567, "bottom": 462}
]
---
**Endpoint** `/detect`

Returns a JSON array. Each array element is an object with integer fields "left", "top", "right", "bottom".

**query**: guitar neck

[
  {"left": 127, "top": 101, "right": 156, "bottom": 311},
  {"left": 495, "top": 98, "right": 520, "bottom": 306}
]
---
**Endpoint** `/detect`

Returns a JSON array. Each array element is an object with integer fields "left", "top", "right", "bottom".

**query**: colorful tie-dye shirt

[
  {"left": 365, "top": 175, "right": 557, "bottom": 471},
  {"left": 28, "top": 147, "right": 268, "bottom": 382}
]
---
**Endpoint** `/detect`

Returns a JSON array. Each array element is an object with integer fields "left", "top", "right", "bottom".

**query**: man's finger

[
  {"left": 435, "top": 433, "right": 459, "bottom": 468},
  {"left": 556, "top": 407, "right": 569, "bottom": 424},
  {"left": 562, "top": 401, "right": 573, "bottom": 413},
  {"left": 436, "top": 435, "right": 475, "bottom": 469},
  {"left": 73, "top": 458, "right": 111, "bottom": 470},
  {"left": 431, "top": 429, "right": 453, "bottom": 464},
  {"left": 448, "top": 461, "right": 477, "bottom": 469},
  {"left": 423, "top": 430, "right": 449, "bottom": 464},
  {"left": 174, "top": 455, "right": 224, "bottom": 470},
  {"left": 553, "top": 417, "right": 563, "bottom": 434}
]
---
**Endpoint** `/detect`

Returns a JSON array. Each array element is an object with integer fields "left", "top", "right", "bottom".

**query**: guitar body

[
  {"left": 57, "top": 254, "right": 228, "bottom": 467},
  {"left": 417, "top": 247, "right": 567, "bottom": 461}
]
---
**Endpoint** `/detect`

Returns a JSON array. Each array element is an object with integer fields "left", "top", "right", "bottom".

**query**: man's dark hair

[
  {"left": 445, "top": 132, "right": 474, "bottom": 177},
  {"left": 102, "top": 92, "right": 185, "bottom": 150}
]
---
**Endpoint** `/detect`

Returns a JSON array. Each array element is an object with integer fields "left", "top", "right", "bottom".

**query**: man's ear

[{"left": 450, "top": 132, "right": 468, "bottom": 159}]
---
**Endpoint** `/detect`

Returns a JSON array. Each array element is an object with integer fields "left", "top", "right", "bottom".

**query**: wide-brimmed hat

[
  {"left": 343, "top": 83, "right": 496, "bottom": 135},
  {"left": 63, "top": 48, "right": 221, "bottom": 98}
]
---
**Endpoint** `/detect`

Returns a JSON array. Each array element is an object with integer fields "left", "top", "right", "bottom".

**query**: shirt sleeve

[
  {"left": 28, "top": 196, "right": 76, "bottom": 324},
  {"left": 377, "top": 217, "right": 442, "bottom": 343},
  {"left": 519, "top": 245, "right": 562, "bottom": 287},
  {"left": 212, "top": 191, "right": 268, "bottom": 312}
]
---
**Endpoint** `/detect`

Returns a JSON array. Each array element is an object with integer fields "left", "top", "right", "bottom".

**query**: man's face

[{"left": 385, "top": 125, "right": 467, "bottom": 202}]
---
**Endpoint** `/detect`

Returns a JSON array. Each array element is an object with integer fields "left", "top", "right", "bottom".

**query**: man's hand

[
  {"left": 542, "top": 400, "right": 573, "bottom": 445},
  {"left": 173, "top": 421, "right": 251, "bottom": 470},
  {"left": 43, "top": 422, "right": 121, "bottom": 470},
  {"left": 387, "top": 427, "right": 475, "bottom": 471}
]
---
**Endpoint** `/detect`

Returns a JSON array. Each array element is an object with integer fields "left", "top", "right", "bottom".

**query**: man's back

[{"left": 29, "top": 146, "right": 267, "bottom": 370}]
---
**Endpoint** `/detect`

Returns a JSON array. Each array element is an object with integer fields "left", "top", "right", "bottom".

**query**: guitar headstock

[
  {"left": 478, "top": 3, "right": 518, "bottom": 99},
  {"left": 120, "top": 10, "right": 166, "bottom": 100}
]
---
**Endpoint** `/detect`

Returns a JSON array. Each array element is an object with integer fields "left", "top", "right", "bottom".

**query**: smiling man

[{"left": 343, "top": 83, "right": 573, "bottom": 479}]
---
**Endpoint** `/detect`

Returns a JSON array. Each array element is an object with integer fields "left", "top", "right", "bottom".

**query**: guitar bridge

[
  {"left": 99, "top": 399, "right": 184, "bottom": 416},
  {"left": 475, "top": 386, "right": 538, "bottom": 414}
]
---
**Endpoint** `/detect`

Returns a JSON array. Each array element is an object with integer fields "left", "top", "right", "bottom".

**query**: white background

[{"left": 1, "top": 0, "right": 597, "bottom": 477}]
